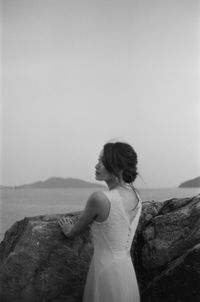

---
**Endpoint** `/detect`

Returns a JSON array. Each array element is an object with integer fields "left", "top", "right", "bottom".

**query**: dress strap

[{"left": 129, "top": 184, "right": 142, "bottom": 207}]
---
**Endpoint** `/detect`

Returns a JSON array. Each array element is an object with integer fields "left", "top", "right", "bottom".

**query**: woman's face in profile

[{"left": 95, "top": 150, "right": 113, "bottom": 182}]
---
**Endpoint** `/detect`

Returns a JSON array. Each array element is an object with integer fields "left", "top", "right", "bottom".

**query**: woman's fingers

[
  {"left": 58, "top": 218, "right": 65, "bottom": 225},
  {"left": 65, "top": 217, "right": 74, "bottom": 224},
  {"left": 63, "top": 217, "right": 72, "bottom": 224},
  {"left": 58, "top": 220, "right": 64, "bottom": 227},
  {"left": 58, "top": 218, "right": 66, "bottom": 227},
  {"left": 58, "top": 216, "right": 73, "bottom": 227}
]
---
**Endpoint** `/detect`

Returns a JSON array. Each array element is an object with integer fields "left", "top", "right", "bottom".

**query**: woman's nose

[{"left": 95, "top": 163, "right": 99, "bottom": 169}]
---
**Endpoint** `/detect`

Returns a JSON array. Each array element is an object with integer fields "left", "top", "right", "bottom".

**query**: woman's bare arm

[{"left": 58, "top": 191, "right": 106, "bottom": 238}]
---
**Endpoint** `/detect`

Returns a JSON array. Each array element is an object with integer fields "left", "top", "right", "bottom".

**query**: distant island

[
  {"left": 179, "top": 176, "right": 200, "bottom": 188},
  {"left": 1, "top": 177, "right": 105, "bottom": 189},
  {"left": 0, "top": 185, "right": 12, "bottom": 189}
]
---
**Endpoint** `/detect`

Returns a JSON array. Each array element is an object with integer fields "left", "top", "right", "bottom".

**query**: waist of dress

[{"left": 113, "top": 250, "right": 131, "bottom": 259}]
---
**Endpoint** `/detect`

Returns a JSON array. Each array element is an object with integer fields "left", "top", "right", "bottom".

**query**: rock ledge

[{"left": 0, "top": 195, "right": 200, "bottom": 302}]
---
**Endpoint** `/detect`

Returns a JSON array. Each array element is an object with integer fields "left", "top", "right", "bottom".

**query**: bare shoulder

[
  {"left": 87, "top": 190, "right": 109, "bottom": 208},
  {"left": 88, "top": 190, "right": 108, "bottom": 203}
]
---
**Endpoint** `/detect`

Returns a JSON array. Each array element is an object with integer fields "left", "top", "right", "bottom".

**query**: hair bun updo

[{"left": 102, "top": 142, "right": 138, "bottom": 183}]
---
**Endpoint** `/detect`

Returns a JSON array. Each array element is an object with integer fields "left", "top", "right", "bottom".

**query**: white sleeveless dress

[{"left": 83, "top": 187, "right": 142, "bottom": 302}]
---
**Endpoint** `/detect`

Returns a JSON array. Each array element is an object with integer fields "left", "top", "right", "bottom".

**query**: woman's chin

[{"left": 95, "top": 175, "right": 103, "bottom": 181}]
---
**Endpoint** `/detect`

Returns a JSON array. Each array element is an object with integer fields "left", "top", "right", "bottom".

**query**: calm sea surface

[{"left": 0, "top": 187, "right": 199, "bottom": 242}]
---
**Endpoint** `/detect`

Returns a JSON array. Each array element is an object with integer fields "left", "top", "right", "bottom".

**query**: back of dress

[{"left": 83, "top": 187, "right": 142, "bottom": 302}]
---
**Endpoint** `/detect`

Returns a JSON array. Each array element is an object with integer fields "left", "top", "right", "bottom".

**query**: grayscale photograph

[{"left": 0, "top": 0, "right": 200, "bottom": 301}]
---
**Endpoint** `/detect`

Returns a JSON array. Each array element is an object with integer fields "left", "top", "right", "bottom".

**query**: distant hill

[
  {"left": 0, "top": 185, "right": 13, "bottom": 189},
  {"left": 179, "top": 176, "right": 200, "bottom": 188},
  {"left": 14, "top": 177, "right": 104, "bottom": 189}
]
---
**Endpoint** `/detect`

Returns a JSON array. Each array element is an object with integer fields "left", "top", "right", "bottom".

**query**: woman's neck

[{"left": 105, "top": 178, "right": 129, "bottom": 190}]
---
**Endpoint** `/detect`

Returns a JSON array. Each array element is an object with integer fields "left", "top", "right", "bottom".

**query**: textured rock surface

[
  {"left": 134, "top": 195, "right": 200, "bottom": 302},
  {"left": 0, "top": 212, "right": 92, "bottom": 302},
  {"left": 0, "top": 195, "right": 200, "bottom": 302}
]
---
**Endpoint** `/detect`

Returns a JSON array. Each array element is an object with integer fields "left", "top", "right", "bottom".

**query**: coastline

[{"left": 0, "top": 187, "right": 199, "bottom": 242}]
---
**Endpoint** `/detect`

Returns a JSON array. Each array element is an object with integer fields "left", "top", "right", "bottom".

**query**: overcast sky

[{"left": 1, "top": 0, "right": 200, "bottom": 187}]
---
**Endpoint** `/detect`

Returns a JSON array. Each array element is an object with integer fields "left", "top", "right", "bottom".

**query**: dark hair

[{"left": 102, "top": 142, "right": 138, "bottom": 183}]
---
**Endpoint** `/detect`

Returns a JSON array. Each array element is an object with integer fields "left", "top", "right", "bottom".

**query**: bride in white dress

[{"left": 59, "top": 141, "right": 142, "bottom": 302}]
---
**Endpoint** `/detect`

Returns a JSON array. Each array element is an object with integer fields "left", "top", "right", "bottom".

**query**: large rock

[
  {"left": 134, "top": 195, "right": 200, "bottom": 302},
  {"left": 0, "top": 195, "right": 199, "bottom": 302}
]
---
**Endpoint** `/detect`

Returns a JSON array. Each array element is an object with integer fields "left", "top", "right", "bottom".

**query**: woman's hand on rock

[{"left": 58, "top": 217, "right": 73, "bottom": 237}]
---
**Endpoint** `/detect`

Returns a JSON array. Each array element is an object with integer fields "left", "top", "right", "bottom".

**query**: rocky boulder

[
  {"left": 134, "top": 195, "right": 200, "bottom": 302},
  {"left": 0, "top": 195, "right": 199, "bottom": 302}
]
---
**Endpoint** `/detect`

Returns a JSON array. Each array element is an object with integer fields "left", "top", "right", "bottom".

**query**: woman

[{"left": 58, "top": 141, "right": 142, "bottom": 302}]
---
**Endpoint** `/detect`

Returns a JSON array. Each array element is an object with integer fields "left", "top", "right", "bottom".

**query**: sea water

[{"left": 0, "top": 187, "right": 199, "bottom": 242}]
